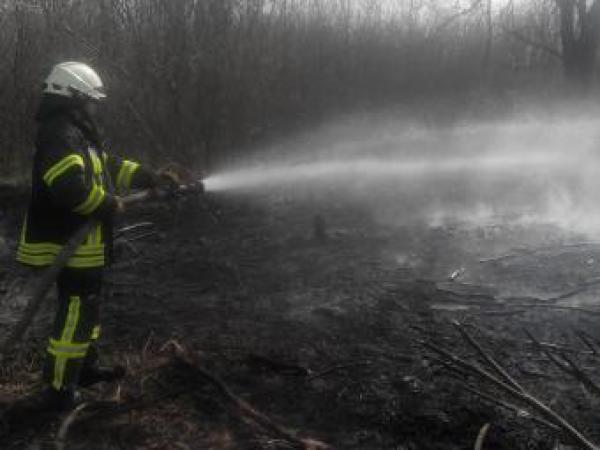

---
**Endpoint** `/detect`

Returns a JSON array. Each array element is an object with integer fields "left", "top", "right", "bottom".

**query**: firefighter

[{"left": 16, "top": 62, "right": 177, "bottom": 409}]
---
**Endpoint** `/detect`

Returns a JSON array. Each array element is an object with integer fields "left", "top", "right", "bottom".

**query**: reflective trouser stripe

[
  {"left": 91, "top": 325, "right": 101, "bottom": 340},
  {"left": 17, "top": 252, "right": 105, "bottom": 268},
  {"left": 16, "top": 240, "right": 105, "bottom": 268},
  {"left": 86, "top": 223, "right": 102, "bottom": 246},
  {"left": 49, "top": 296, "right": 83, "bottom": 390}
]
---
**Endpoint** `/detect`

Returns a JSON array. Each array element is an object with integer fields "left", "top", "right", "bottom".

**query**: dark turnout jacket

[{"left": 17, "top": 98, "right": 156, "bottom": 269}]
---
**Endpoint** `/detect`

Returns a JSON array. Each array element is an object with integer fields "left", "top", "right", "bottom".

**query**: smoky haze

[{"left": 205, "top": 107, "right": 600, "bottom": 236}]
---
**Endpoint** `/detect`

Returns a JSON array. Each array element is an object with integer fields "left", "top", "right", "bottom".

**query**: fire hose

[{"left": 0, "top": 183, "right": 203, "bottom": 360}]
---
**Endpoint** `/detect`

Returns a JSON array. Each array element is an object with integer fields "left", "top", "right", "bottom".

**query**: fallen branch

[
  {"left": 55, "top": 403, "right": 89, "bottom": 450},
  {"left": 165, "top": 341, "right": 329, "bottom": 450},
  {"left": 473, "top": 325, "right": 592, "bottom": 355},
  {"left": 453, "top": 320, "right": 523, "bottom": 392},
  {"left": 573, "top": 329, "right": 600, "bottom": 356},
  {"left": 474, "top": 423, "right": 490, "bottom": 450},
  {"left": 114, "top": 222, "right": 154, "bottom": 238},
  {"left": 244, "top": 353, "right": 311, "bottom": 377},
  {"left": 307, "top": 361, "right": 373, "bottom": 381},
  {"left": 561, "top": 353, "right": 600, "bottom": 398},
  {"left": 420, "top": 339, "right": 598, "bottom": 450},
  {"left": 506, "top": 293, "right": 600, "bottom": 310},
  {"left": 460, "top": 383, "right": 559, "bottom": 431},
  {"left": 524, "top": 330, "right": 600, "bottom": 398},
  {"left": 479, "top": 242, "right": 600, "bottom": 264},
  {"left": 475, "top": 309, "right": 527, "bottom": 317}
]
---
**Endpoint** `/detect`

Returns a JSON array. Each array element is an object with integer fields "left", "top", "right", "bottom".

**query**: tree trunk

[{"left": 557, "top": 0, "right": 600, "bottom": 85}]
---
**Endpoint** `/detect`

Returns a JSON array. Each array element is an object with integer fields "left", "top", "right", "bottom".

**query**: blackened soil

[{"left": 1, "top": 191, "right": 600, "bottom": 449}]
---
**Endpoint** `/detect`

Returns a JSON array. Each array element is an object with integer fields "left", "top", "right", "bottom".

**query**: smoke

[{"left": 203, "top": 106, "right": 600, "bottom": 237}]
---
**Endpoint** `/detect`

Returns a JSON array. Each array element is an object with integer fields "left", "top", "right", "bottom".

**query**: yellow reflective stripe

[
  {"left": 51, "top": 296, "right": 81, "bottom": 389},
  {"left": 91, "top": 325, "right": 101, "bottom": 340},
  {"left": 48, "top": 347, "right": 87, "bottom": 359},
  {"left": 52, "top": 358, "right": 67, "bottom": 390},
  {"left": 91, "top": 152, "right": 102, "bottom": 175},
  {"left": 17, "top": 240, "right": 105, "bottom": 268},
  {"left": 116, "top": 160, "right": 139, "bottom": 195},
  {"left": 18, "top": 243, "right": 61, "bottom": 253},
  {"left": 74, "top": 184, "right": 105, "bottom": 215},
  {"left": 61, "top": 296, "right": 80, "bottom": 342},
  {"left": 48, "top": 339, "right": 89, "bottom": 357},
  {"left": 43, "top": 154, "right": 84, "bottom": 186},
  {"left": 49, "top": 338, "right": 89, "bottom": 350},
  {"left": 86, "top": 223, "right": 102, "bottom": 245},
  {"left": 94, "top": 223, "right": 102, "bottom": 245},
  {"left": 16, "top": 252, "right": 54, "bottom": 266},
  {"left": 17, "top": 252, "right": 105, "bottom": 268},
  {"left": 66, "top": 257, "right": 105, "bottom": 268},
  {"left": 18, "top": 243, "right": 103, "bottom": 256}
]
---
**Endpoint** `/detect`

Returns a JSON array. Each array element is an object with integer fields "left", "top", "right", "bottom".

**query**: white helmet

[{"left": 43, "top": 62, "right": 106, "bottom": 100}]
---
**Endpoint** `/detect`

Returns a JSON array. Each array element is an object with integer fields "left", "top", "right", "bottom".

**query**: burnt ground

[{"left": 2, "top": 189, "right": 600, "bottom": 449}]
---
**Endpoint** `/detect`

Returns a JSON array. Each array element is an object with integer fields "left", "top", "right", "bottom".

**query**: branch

[
  {"left": 453, "top": 320, "right": 524, "bottom": 393},
  {"left": 526, "top": 329, "right": 600, "bottom": 398},
  {"left": 474, "top": 423, "right": 490, "bottom": 450},
  {"left": 432, "top": 0, "right": 483, "bottom": 34},
  {"left": 573, "top": 328, "right": 599, "bottom": 356},
  {"left": 499, "top": 25, "right": 563, "bottom": 60},
  {"left": 55, "top": 403, "right": 89, "bottom": 450},
  {"left": 165, "top": 341, "right": 329, "bottom": 450},
  {"left": 460, "top": 383, "right": 560, "bottom": 431},
  {"left": 420, "top": 339, "right": 598, "bottom": 450}
]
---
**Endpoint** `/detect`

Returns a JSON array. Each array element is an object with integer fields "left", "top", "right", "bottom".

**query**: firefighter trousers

[{"left": 43, "top": 267, "right": 103, "bottom": 391}]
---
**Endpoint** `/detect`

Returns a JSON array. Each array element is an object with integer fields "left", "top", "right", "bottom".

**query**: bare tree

[{"left": 557, "top": 0, "right": 600, "bottom": 84}]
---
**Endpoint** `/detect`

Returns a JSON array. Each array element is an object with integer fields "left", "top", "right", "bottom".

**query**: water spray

[
  {"left": 200, "top": 113, "right": 600, "bottom": 236},
  {"left": 202, "top": 152, "right": 573, "bottom": 193}
]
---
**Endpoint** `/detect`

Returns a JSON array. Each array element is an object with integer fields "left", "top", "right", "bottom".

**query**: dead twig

[
  {"left": 125, "top": 231, "right": 158, "bottom": 243},
  {"left": 244, "top": 354, "right": 311, "bottom": 377},
  {"left": 560, "top": 353, "right": 600, "bottom": 398},
  {"left": 164, "top": 340, "right": 329, "bottom": 450},
  {"left": 524, "top": 330, "right": 600, "bottom": 398},
  {"left": 420, "top": 339, "right": 598, "bottom": 450},
  {"left": 573, "top": 329, "right": 599, "bottom": 356},
  {"left": 474, "top": 423, "right": 490, "bottom": 450},
  {"left": 460, "top": 383, "right": 559, "bottom": 431},
  {"left": 473, "top": 325, "right": 591, "bottom": 355},
  {"left": 508, "top": 303, "right": 600, "bottom": 316},
  {"left": 307, "top": 361, "right": 373, "bottom": 381},
  {"left": 114, "top": 222, "right": 154, "bottom": 238},
  {"left": 453, "top": 320, "right": 523, "bottom": 392},
  {"left": 55, "top": 402, "right": 89, "bottom": 450},
  {"left": 475, "top": 309, "right": 527, "bottom": 317}
]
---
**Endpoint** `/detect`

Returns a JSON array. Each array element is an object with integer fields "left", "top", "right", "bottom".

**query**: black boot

[
  {"left": 12, "top": 385, "right": 83, "bottom": 414},
  {"left": 78, "top": 364, "right": 126, "bottom": 387},
  {"left": 46, "top": 385, "right": 84, "bottom": 411}
]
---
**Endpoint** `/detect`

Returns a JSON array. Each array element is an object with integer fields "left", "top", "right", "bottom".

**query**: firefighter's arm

[
  {"left": 40, "top": 139, "right": 118, "bottom": 220},
  {"left": 101, "top": 151, "right": 155, "bottom": 195},
  {"left": 103, "top": 152, "right": 195, "bottom": 193}
]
